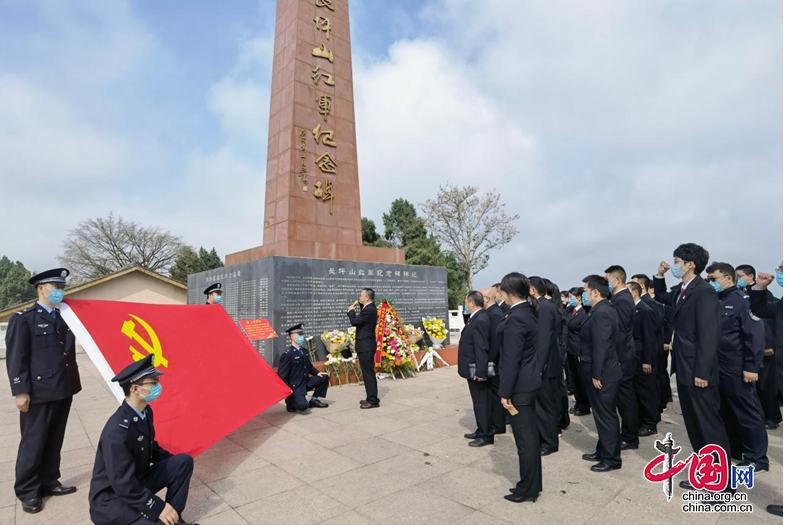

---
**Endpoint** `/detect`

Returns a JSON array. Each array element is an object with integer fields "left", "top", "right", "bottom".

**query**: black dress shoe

[
  {"left": 679, "top": 480, "right": 697, "bottom": 491},
  {"left": 582, "top": 452, "right": 601, "bottom": 462},
  {"left": 540, "top": 447, "right": 557, "bottom": 456},
  {"left": 572, "top": 409, "right": 591, "bottom": 417},
  {"left": 21, "top": 498, "right": 42, "bottom": 514},
  {"left": 767, "top": 505, "right": 783, "bottom": 516},
  {"left": 765, "top": 420, "right": 779, "bottom": 430},
  {"left": 42, "top": 484, "right": 77, "bottom": 496},
  {"left": 287, "top": 407, "right": 296, "bottom": 413},
  {"left": 309, "top": 399, "right": 329, "bottom": 408},
  {"left": 492, "top": 429, "right": 507, "bottom": 435},
  {"left": 737, "top": 460, "right": 769, "bottom": 472},
  {"left": 359, "top": 402, "right": 379, "bottom": 409},
  {"left": 464, "top": 431, "right": 480, "bottom": 439},
  {"left": 591, "top": 461, "right": 620, "bottom": 472},
  {"left": 504, "top": 493, "right": 537, "bottom": 503},
  {"left": 620, "top": 441, "right": 639, "bottom": 450},
  {"left": 638, "top": 427, "right": 657, "bottom": 437},
  {"left": 468, "top": 437, "right": 494, "bottom": 447}
]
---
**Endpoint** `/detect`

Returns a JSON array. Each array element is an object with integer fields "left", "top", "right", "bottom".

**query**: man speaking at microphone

[{"left": 347, "top": 288, "right": 379, "bottom": 409}]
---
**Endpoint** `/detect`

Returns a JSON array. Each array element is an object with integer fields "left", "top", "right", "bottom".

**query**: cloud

[{"left": 354, "top": 0, "right": 783, "bottom": 288}]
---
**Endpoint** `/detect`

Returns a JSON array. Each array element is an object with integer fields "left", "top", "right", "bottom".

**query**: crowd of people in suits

[{"left": 457, "top": 243, "right": 783, "bottom": 514}]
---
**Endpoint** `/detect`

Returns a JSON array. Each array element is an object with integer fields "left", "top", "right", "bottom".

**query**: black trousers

[
  {"left": 16, "top": 396, "right": 72, "bottom": 500},
  {"left": 557, "top": 371, "right": 570, "bottom": 429},
  {"left": 357, "top": 351, "right": 379, "bottom": 405},
  {"left": 657, "top": 348, "right": 672, "bottom": 409},
  {"left": 582, "top": 365, "right": 621, "bottom": 468},
  {"left": 535, "top": 376, "right": 560, "bottom": 452},
  {"left": 286, "top": 375, "right": 330, "bottom": 411},
  {"left": 634, "top": 359, "right": 660, "bottom": 429},
  {"left": 567, "top": 354, "right": 591, "bottom": 412},
  {"left": 510, "top": 390, "right": 542, "bottom": 498},
  {"left": 617, "top": 360, "right": 639, "bottom": 445},
  {"left": 467, "top": 379, "right": 492, "bottom": 438},
  {"left": 720, "top": 373, "right": 769, "bottom": 467},
  {"left": 676, "top": 382, "right": 731, "bottom": 481},
  {"left": 756, "top": 354, "right": 782, "bottom": 423},
  {"left": 130, "top": 454, "right": 194, "bottom": 524},
  {"left": 564, "top": 360, "right": 574, "bottom": 394},
  {"left": 488, "top": 374, "right": 507, "bottom": 434}
]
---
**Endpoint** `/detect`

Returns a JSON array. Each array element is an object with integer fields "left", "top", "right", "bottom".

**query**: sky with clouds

[{"left": 1, "top": 0, "right": 782, "bottom": 292}]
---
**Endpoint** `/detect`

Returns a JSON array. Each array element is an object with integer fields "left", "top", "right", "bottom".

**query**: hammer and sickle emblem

[{"left": 121, "top": 314, "right": 168, "bottom": 368}]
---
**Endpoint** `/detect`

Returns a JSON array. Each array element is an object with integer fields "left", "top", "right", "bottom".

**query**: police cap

[
  {"left": 285, "top": 323, "right": 305, "bottom": 335},
  {"left": 204, "top": 283, "right": 222, "bottom": 295},
  {"left": 111, "top": 354, "right": 164, "bottom": 386},
  {"left": 29, "top": 268, "right": 69, "bottom": 286}
]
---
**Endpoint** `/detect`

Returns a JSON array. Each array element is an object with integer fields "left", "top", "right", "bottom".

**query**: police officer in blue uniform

[
  {"left": 89, "top": 354, "right": 198, "bottom": 525},
  {"left": 706, "top": 262, "right": 769, "bottom": 472},
  {"left": 5, "top": 268, "right": 81, "bottom": 514},
  {"left": 277, "top": 324, "right": 329, "bottom": 412},
  {"left": 203, "top": 283, "right": 223, "bottom": 305}
]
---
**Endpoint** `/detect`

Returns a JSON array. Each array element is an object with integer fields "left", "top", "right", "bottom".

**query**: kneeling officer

[
  {"left": 278, "top": 324, "right": 330, "bottom": 412},
  {"left": 89, "top": 354, "right": 198, "bottom": 525}
]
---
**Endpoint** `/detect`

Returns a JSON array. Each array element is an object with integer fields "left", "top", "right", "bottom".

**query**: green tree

[
  {"left": 379, "top": 199, "right": 466, "bottom": 309},
  {"left": 170, "top": 246, "right": 224, "bottom": 283},
  {"left": 405, "top": 236, "right": 466, "bottom": 309},
  {"left": 383, "top": 199, "right": 428, "bottom": 248},
  {"left": 361, "top": 217, "right": 390, "bottom": 247},
  {"left": 0, "top": 256, "right": 37, "bottom": 310}
]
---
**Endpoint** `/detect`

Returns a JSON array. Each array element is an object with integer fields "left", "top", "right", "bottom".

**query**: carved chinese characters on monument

[
  {"left": 308, "top": 0, "right": 340, "bottom": 214},
  {"left": 298, "top": 129, "right": 308, "bottom": 192}
]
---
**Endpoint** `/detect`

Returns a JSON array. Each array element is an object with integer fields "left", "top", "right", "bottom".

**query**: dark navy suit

[
  {"left": 609, "top": 288, "right": 639, "bottom": 445},
  {"left": 89, "top": 402, "right": 193, "bottom": 525},
  {"left": 579, "top": 299, "right": 622, "bottom": 467},
  {"left": 458, "top": 309, "right": 492, "bottom": 438},
  {"left": 485, "top": 303, "right": 507, "bottom": 433},
  {"left": 653, "top": 276, "right": 730, "bottom": 472},
  {"left": 717, "top": 287, "right": 768, "bottom": 467},
  {"left": 5, "top": 303, "right": 82, "bottom": 500},
  {"left": 277, "top": 345, "right": 329, "bottom": 411}
]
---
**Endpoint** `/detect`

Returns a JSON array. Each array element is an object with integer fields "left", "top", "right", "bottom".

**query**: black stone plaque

[{"left": 188, "top": 256, "right": 449, "bottom": 366}]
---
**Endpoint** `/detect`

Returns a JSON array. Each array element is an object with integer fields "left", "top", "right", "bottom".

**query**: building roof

[{"left": 0, "top": 266, "right": 187, "bottom": 318}]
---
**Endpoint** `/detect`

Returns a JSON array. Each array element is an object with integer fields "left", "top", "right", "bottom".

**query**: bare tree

[
  {"left": 421, "top": 184, "right": 519, "bottom": 289},
  {"left": 59, "top": 214, "right": 183, "bottom": 282}
]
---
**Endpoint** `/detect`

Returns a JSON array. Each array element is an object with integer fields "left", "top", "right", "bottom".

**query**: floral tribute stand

[
  {"left": 376, "top": 301, "right": 417, "bottom": 380},
  {"left": 419, "top": 318, "right": 450, "bottom": 371},
  {"left": 320, "top": 330, "right": 363, "bottom": 385}
]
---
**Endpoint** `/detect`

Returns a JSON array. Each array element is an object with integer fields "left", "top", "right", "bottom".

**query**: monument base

[
  {"left": 226, "top": 243, "right": 405, "bottom": 266},
  {"left": 188, "top": 256, "right": 449, "bottom": 367}
]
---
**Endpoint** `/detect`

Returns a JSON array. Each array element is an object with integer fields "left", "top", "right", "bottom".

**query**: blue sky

[{"left": 1, "top": 0, "right": 782, "bottom": 291}]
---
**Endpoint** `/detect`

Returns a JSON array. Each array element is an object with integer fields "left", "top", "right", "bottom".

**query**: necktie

[{"left": 51, "top": 309, "right": 57, "bottom": 322}]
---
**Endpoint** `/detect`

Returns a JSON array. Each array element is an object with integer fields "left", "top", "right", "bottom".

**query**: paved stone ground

[{"left": 0, "top": 355, "right": 781, "bottom": 524}]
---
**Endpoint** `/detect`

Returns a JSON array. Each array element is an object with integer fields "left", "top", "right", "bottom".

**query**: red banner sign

[{"left": 239, "top": 318, "right": 278, "bottom": 341}]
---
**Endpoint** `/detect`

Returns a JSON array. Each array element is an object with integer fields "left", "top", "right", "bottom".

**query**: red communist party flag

[{"left": 60, "top": 299, "right": 291, "bottom": 456}]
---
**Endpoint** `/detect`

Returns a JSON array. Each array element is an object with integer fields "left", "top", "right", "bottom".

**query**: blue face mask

[
  {"left": 581, "top": 292, "right": 591, "bottom": 306},
  {"left": 671, "top": 263, "right": 685, "bottom": 279},
  {"left": 608, "top": 281, "right": 614, "bottom": 293},
  {"left": 213, "top": 295, "right": 223, "bottom": 304},
  {"left": 568, "top": 297, "right": 577, "bottom": 308},
  {"left": 296, "top": 334, "right": 305, "bottom": 346},
  {"left": 140, "top": 383, "right": 162, "bottom": 403},
  {"left": 47, "top": 288, "right": 65, "bottom": 305},
  {"left": 709, "top": 281, "right": 723, "bottom": 293},
  {"left": 463, "top": 304, "right": 470, "bottom": 314},
  {"left": 777, "top": 271, "right": 783, "bottom": 288},
  {"left": 736, "top": 278, "right": 747, "bottom": 289}
]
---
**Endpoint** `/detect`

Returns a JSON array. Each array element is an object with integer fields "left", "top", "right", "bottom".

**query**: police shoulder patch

[{"left": 749, "top": 311, "right": 761, "bottom": 321}]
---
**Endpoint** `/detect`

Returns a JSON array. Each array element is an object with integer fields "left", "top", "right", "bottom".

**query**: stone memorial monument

[{"left": 189, "top": 0, "right": 449, "bottom": 366}]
